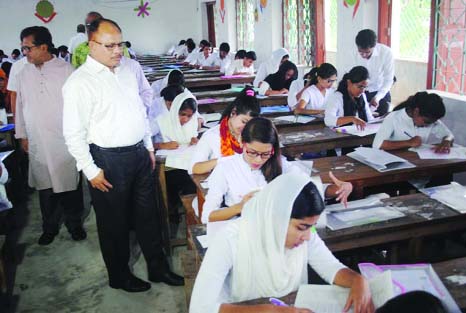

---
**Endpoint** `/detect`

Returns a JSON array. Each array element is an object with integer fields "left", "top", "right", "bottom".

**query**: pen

[
  {"left": 269, "top": 298, "right": 289, "bottom": 307},
  {"left": 403, "top": 131, "right": 413, "bottom": 138}
]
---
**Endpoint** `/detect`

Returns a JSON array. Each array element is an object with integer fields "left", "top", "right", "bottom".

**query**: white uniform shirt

[
  {"left": 192, "top": 53, "right": 212, "bottom": 67},
  {"left": 288, "top": 79, "right": 304, "bottom": 110},
  {"left": 190, "top": 221, "right": 346, "bottom": 313},
  {"left": 225, "top": 59, "right": 255, "bottom": 76},
  {"left": 202, "top": 154, "right": 299, "bottom": 223},
  {"left": 324, "top": 91, "right": 374, "bottom": 127},
  {"left": 299, "top": 85, "right": 332, "bottom": 110},
  {"left": 63, "top": 55, "right": 153, "bottom": 180},
  {"left": 6, "top": 57, "right": 28, "bottom": 92},
  {"left": 68, "top": 32, "right": 87, "bottom": 55},
  {"left": 352, "top": 43, "right": 394, "bottom": 102},
  {"left": 372, "top": 108, "right": 454, "bottom": 149},
  {"left": 185, "top": 51, "right": 198, "bottom": 64},
  {"left": 189, "top": 124, "right": 222, "bottom": 174}
]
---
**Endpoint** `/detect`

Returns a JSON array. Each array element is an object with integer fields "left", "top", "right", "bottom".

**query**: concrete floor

[{"left": 10, "top": 192, "right": 187, "bottom": 313}]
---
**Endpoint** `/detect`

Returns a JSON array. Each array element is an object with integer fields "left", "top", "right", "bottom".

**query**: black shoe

[
  {"left": 70, "top": 227, "right": 87, "bottom": 241},
  {"left": 109, "top": 274, "right": 151, "bottom": 293},
  {"left": 148, "top": 271, "right": 184, "bottom": 286},
  {"left": 38, "top": 232, "right": 57, "bottom": 245}
]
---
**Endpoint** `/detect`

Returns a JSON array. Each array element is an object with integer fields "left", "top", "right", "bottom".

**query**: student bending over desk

[
  {"left": 324, "top": 66, "right": 374, "bottom": 130},
  {"left": 151, "top": 69, "right": 186, "bottom": 100},
  {"left": 203, "top": 117, "right": 352, "bottom": 223},
  {"left": 257, "top": 60, "right": 298, "bottom": 96},
  {"left": 189, "top": 87, "right": 261, "bottom": 174},
  {"left": 373, "top": 92, "right": 453, "bottom": 153},
  {"left": 294, "top": 63, "right": 337, "bottom": 116},
  {"left": 225, "top": 51, "right": 256, "bottom": 76},
  {"left": 190, "top": 173, "right": 374, "bottom": 313},
  {"left": 253, "top": 48, "right": 289, "bottom": 87}
]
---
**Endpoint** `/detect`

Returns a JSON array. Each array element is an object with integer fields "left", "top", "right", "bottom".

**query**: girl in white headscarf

[
  {"left": 150, "top": 69, "right": 185, "bottom": 100},
  {"left": 190, "top": 172, "right": 374, "bottom": 313},
  {"left": 253, "top": 48, "right": 290, "bottom": 87}
]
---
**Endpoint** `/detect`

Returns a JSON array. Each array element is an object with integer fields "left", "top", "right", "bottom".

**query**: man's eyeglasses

[
  {"left": 91, "top": 40, "right": 127, "bottom": 50},
  {"left": 21, "top": 45, "right": 37, "bottom": 52},
  {"left": 244, "top": 146, "right": 274, "bottom": 160}
]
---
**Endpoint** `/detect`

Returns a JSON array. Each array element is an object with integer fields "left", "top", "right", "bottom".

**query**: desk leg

[
  {"left": 408, "top": 237, "right": 424, "bottom": 262},
  {"left": 156, "top": 163, "right": 172, "bottom": 256}
]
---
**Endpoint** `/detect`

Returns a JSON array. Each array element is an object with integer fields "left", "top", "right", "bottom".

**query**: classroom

[{"left": 1, "top": 0, "right": 466, "bottom": 312}]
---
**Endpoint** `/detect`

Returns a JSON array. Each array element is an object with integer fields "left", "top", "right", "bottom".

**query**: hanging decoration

[
  {"left": 134, "top": 0, "right": 151, "bottom": 18},
  {"left": 254, "top": 6, "right": 259, "bottom": 22},
  {"left": 343, "top": 0, "right": 361, "bottom": 19},
  {"left": 259, "top": 0, "right": 267, "bottom": 12},
  {"left": 219, "top": 0, "right": 226, "bottom": 23},
  {"left": 35, "top": 0, "right": 57, "bottom": 23}
]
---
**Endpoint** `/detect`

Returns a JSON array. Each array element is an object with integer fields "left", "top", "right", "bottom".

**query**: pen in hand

[
  {"left": 403, "top": 131, "right": 413, "bottom": 138},
  {"left": 269, "top": 297, "right": 289, "bottom": 307}
]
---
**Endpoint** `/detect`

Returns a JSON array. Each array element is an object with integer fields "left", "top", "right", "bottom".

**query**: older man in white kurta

[{"left": 15, "top": 26, "right": 85, "bottom": 245}]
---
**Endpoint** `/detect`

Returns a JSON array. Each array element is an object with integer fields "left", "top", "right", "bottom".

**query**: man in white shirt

[
  {"left": 63, "top": 18, "right": 183, "bottom": 293},
  {"left": 201, "top": 42, "right": 232, "bottom": 73},
  {"left": 68, "top": 24, "right": 87, "bottom": 59},
  {"left": 15, "top": 26, "right": 85, "bottom": 245},
  {"left": 352, "top": 29, "right": 394, "bottom": 115}
]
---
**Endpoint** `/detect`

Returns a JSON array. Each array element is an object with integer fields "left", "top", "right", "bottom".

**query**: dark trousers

[
  {"left": 38, "top": 180, "right": 84, "bottom": 234},
  {"left": 89, "top": 142, "right": 165, "bottom": 285},
  {"left": 365, "top": 91, "right": 391, "bottom": 116},
  {"left": 166, "top": 169, "right": 196, "bottom": 219}
]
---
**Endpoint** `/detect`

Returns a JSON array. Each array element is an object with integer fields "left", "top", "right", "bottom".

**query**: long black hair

[
  {"left": 167, "top": 70, "right": 185, "bottom": 87},
  {"left": 307, "top": 63, "right": 337, "bottom": 86},
  {"left": 393, "top": 91, "right": 445, "bottom": 121},
  {"left": 179, "top": 98, "right": 197, "bottom": 113},
  {"left": 337, "top": 66, "right": 369, "bottom": 122},
  {"left": 291, "top": 182, "right": 325, "bottom": 219},
  {"left": 241, "top": 117, "right": 281, "bottom": 182},
  {"left": 221, "top": 86, "right": 261, "bottom": 119},
  {"left": 376, "top": 291, "right": 446, "bottom": 313},
  {"left": 264, "top": 60, "right": 298, "bottom": 90},
  {"left": 160, "top": 85, "right": 184, "bottom": 102}
]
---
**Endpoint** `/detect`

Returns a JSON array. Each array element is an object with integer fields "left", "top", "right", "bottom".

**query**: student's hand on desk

[
  {"left": 190, "top": 137, "right": 199, "bottom": 145},
  {"left": 21, "top": 139, "right": 29, "bottom": 153},
  {"left": 433, "top": 140, "right": 452, "bottom": 154},
  {"left": 329, "top": 171, "right": 353, "bottom": 208},
  {"left": 344, "top": 276, "right": 375, "bottom": 313},
  {"left": 352, "top": 117, "right": 366, "bottom": 130},
  {"left": 408, "top": 136, "right": 422, "bottom": 148},
  {"left": 280, "top": 88, "right": 289, "bottom": 94},
  {"left": 90, "top": 170, "right": 113, "bottom": 192}
]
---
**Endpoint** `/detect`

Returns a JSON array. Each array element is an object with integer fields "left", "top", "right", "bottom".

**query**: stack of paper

[
  {"left": 348, "top": 147, "right": 416, "bottom": 172},
  {"left": 155, "top": 145, "right": 196, "bottom": 170},
  {"left": 420, "top": 182, "right": 466, "bottom": 213},
  {"left": 260, "top": 106, "right": 291, "bottom": 114},
  {"left": 410, "top": 144, "right": 466, "bottom": 160},
  {"left": 274, "top": 115, "right": 316, "bottom": 124},
  {"left": 335, "top": 123, "right": 381, "bottom": 137},
  {"left": 326, "top": 205, "right": 405, "bottom": 230},
  {"left": 295, "top": 271, "right": 394, "bottom": 311}
]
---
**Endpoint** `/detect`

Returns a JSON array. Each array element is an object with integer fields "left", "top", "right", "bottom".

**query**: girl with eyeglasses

[
  {"left": 324, "top": 66, "right": 374, "bottom": 129},
  {"left": 190, "top": 173, "right": 373, "bottom": 313},
  {"left": 201, "top": 117, "right": 353, "bottom": 223},
  {"left": 373, "top": 91, "right": 453, "bottom": 153},
  {"left": 294, "top": 63, "right": 337, "bottom": 116},
  {"left": 189, "top": 87, "right": 261, "bottom": 175},
  {"left": 257, "top": 60, "right": 298, "bottom": 96}
]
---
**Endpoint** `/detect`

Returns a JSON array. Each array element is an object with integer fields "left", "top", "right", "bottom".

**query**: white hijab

[
  {"left": 266, "top": 48, "right": 290, "bottom": 74},
  {"left": 156, "top": 90, "right": 198, "bottom": 144},
  {"left": 230, "top": 172, "right": 323, "bottom": 302},
  {"left": 150, "top": 69, "right": 183, "bottom": 100}
]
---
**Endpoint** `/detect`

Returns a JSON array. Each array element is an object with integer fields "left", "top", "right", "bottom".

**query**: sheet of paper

[
  {"left": 335, "top": 123, "right": 381, "bottom": 137},
  {"left": 204, "top": 121, "right": 219, "bottom": 128},
  {"left": 325, "top": 193, "right": 389, "bottom": 212},
  {"left": 349, "top": 147, "right": 416, "bottom": 172},
  {"left": 421, "top": 182, "right": 466, "bottom": 213},
  {"left": 155, "top": 144, "right": 195, "bottom": 156},
  {"left": 201, "top": 113, "right": 222, "bottom": 123},
  {"left": 410, "top": 144, "right": 466, "bottom": 160},
  {"left": 0, "top": 150, "right": 14, "bottom": 162},
  {"left": 327, "top": 206, "right": 405, "bottom": 230},
  {"left": 196, "top": 235, "right": 208, "bottom": 249},
  {"left": 275, "top": 115, "right": 316, "bottom": 124}
]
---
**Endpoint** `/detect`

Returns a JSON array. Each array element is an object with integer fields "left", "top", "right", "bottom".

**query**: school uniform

[
  {"left": 185, "top": 51, "right": 198, "bottom": 64},
  {"left": 174, "top": 45, "right": 188, "bottom": 58},
  {"left": 324, "top": 91, "right": 374, "bottom": 127},
  {"left": 287, "top": 79, "right": 304, "bottom": 110},
  {"left": 190, "top": 173, "right": 346, "bottom": 313},
  {"left": 253, "top": 48, "right": 289, "bottom": 87},
  {"left": 203, "top": 52, "right": 232, "bottom": 73},
  {"left": 189, "top": 124, "right": 222, "bottom": 174},
  {"left": 202, "top": 154, "right": 299, "bottom": 223},
  {"left": 225, "top": 59, "right": 254, "bottom": 76},
  {"left": 373, "top": 108, "right": 454, "bottom": 149},
  {"left": 352, "top": 43, "right": 394, "bottom": 115},
  {"left": 299, "top": 85, "right": 333, "bottom": 111},
  {"left": 191, "top": 53, "right": 212, "bottom": 67}
]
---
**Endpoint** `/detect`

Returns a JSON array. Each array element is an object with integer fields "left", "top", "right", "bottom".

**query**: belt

[{"left": 90, "top": 141, "right": 144, "bottom": 152}]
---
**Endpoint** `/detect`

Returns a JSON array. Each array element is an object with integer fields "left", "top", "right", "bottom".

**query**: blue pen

[
  {"left": 269, "top": 297, "right": 289, "bottom": 307},
  {"left": 403, "top": 131, "right": 413, "bottom": 138}
]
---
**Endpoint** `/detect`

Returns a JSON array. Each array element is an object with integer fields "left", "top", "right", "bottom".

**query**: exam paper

[
  {"left": 410, "top": 144, "right": 466, "bottom": 160},
  {"left": 274, "top": 115, "right": 316, "bottom": 124},
  {"left": 335, "top": 123, "right": 381, "bottom": 137}
]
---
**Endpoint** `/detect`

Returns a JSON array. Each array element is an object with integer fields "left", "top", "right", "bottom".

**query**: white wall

[
  {"left": 0, "top": 0, "right": 203, "bottom": 55},
  {"left": 214, "top": 0, "right": 237, "bottom": 51}
]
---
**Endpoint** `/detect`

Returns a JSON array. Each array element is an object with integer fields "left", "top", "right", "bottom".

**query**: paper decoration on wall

[
  {"left": 134, "top": 0, "right": 151, "bottom": 18},
  {"left": 219, "top": 0, "right": 226, "bottom": 23},
  {"left": 343, "top": 0, "right": 361, "bottom": 19},
  {"left": 259, "top": 0, "right": 267, "bottom": 12},
  {"left": 35, "top": 0, "right": 57, "bottom": 23}
]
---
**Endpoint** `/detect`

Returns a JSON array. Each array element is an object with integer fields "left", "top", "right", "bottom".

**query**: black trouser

[
  {"left": 166, "top": 169, "right": 196, "bottom": 217},
  {"left": 38, "top": 180, "right": 84, "bottom": 234},
  {"left": 365, "top": 91, "right": 391, "bottom": 116},
  {"left": 89, "top": 142, "right": 165, "bottom": 285}
]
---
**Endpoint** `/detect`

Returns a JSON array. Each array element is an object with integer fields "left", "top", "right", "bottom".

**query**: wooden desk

[
  {"left": 185, "top": 76, "right": 255, "bottom": 89},
  {"left": 197, "top": 96, "right": 287, "bottom": 113},
  {"left": 279, "top": 128, "right": 374, "bottom": 157},
  {"left": 315, "top": 149, "right": 466, "bottom": 198},
  {"left": 147, "top": 71, "right": 221, "bottom": 82},
  {"left": 193, "top": 89, "right": 244, "bottom": 99}
]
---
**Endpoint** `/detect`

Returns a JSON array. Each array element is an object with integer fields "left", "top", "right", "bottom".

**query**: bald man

[{"left": 63, "top": 18, "right": 183, "bottom": 292}]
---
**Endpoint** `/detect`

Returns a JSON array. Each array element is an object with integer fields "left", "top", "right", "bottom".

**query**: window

[
  {"left": 283, "top": 0, "right": 313, "bottom": 65},
  {"left": 325, "top": 0, "right": 338, "bottom": 53},
  {"left": 430, "top": 0, "right": 466, "bottom": 94},
  {"left": 236, "top": 0, "right": 255, "bottom": 51},
  {"left": 391, "top": 0, "right": 431, "bottom": 62}
]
